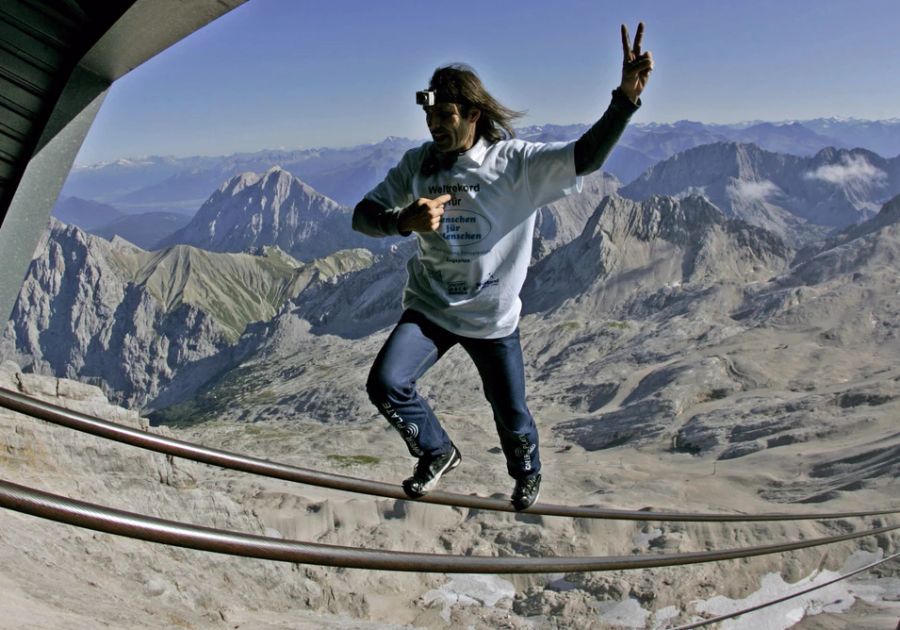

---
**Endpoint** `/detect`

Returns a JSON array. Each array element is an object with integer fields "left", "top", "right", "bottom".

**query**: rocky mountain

[
  {"left": 541, "top": 192, "right": 900, "bottom": 476},
  {"left": 1, "top": 219, "right": 373, "bottom": 409},
  {"left": 157, "top": 166, "right": 373, "bottom": 262},
  {"left": 8, "top": 201, "right": 896, "bottom": 629},
  {"left": 620, "top": 143, "right": 900, "bottom": 245},
  {"left": 523, "top": 194, "right": 791, "bottom": 316},
  {"left": 5, "top": 365, "right": 894, "bottom": 629},
  {"left": 532, "top": 170, "right": 621, "bottom": 260}
]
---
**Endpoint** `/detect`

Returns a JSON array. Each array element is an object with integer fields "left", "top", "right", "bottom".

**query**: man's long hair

[{"left": 429, "top": 64, "right": 524, "bottom": 144}]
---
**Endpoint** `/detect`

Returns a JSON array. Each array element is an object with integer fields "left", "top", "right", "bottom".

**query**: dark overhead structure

[{"left": 0, "top": 0, "right": 246, "bottom": 323}]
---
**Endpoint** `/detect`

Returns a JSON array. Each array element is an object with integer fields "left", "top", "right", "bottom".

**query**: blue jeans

[{"left": 366, "top": 309, "right": 540, "bottom": 480}]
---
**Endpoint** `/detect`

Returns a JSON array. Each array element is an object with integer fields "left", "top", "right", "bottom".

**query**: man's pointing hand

[{"left": 399, "top": 194, "right": 452, "bottom": 233}]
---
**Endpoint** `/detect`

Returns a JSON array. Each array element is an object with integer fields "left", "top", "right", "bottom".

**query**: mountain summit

[{"left": 158, "top": 167, "right": 368, "bottom": 261}]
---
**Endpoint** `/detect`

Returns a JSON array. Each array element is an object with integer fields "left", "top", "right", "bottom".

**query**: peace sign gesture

[{"left": 620, "top": 22, "right": 653, "bottom": 104}]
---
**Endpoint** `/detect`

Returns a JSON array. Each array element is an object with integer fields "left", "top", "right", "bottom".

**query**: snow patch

[
  {"left": 422, "top": 574, "right": 515, "bottom": 622},
  {"left": 595, "top": 597, "right": 651, "bottom": 628},
  {"left": 685, "top": 550, "right": 897, "bottom": 629},
  {"left": 651, "top": 605, "right": 680, "bottom": 628},
  {"left": 633, "top": 527, "right": 664, "bottom": 547}
]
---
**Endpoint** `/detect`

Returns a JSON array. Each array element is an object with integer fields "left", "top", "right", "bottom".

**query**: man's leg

[
  {"left": 461, "top": 328, "right": 542, "bottom": 480},
  {"left": 366, "top": 310, "right": 457, "bottom": 458}
]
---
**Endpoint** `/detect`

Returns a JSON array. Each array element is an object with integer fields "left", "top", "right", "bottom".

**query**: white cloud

[
  {"left": 804, "top": 154, "right": 887, "bottom": 187},
  {"left": 727, "top": 179, "right": 780, "bottom": 204}
]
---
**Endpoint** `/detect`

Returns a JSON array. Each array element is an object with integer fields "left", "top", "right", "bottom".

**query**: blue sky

[{"left": 76, "top": 0, "right": 900, "bottom": 164}]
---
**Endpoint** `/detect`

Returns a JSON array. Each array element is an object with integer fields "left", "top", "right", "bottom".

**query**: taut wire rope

[
  {"left": 1, "top": 387, "right": 898, "bottom": 522},
  {"left": 0, "top": 479, "right": 897, "bottom": 574}
]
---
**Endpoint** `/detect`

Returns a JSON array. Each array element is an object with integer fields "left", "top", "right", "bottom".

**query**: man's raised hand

[
  {"left": 398, "top": 194, "right": 452, "bottom": 233},
  {"left": 620, "top": 22, "right": 653, "bottom": 104}
]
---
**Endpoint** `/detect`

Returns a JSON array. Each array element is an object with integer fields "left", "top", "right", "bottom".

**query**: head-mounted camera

[{"left": 415, "top": 90, "right": 436, "bottom": 107}]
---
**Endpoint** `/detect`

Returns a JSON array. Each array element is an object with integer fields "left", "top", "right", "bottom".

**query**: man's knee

[{"left": 366, "top": 364, "right": 410, "bottom": 404}]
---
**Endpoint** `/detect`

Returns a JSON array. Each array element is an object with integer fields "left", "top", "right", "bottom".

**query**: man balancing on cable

[{"left": 352, "top": 23, "right": 653, "bottom": 510}]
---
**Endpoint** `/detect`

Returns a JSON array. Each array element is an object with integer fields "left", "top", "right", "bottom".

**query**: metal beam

[{"left": 0, "top": 0, "right": 246, "bottom": 324}]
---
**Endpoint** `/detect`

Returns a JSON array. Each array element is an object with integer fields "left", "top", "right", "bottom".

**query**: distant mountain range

[
  {"left": 65, "top": 137, "right": 421, "bottom": 211},
  {"left": 91, "top": 211, "right": 192, "bottom": 249},
  {"left": 63, "top": 118, "right": 900, "bottom": 221}
]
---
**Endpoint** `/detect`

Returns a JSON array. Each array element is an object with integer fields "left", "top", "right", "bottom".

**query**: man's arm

[
  {"left": 574, "top": 22, "right": 653, "bottom": 176},
  {"left": 352, "top": 198, "right": 404, "bottom": 237},
  {"left": 352, "top": 195, "right": 452, "bottom": 237},
  {"left": 573, "top": 89, "right": 640, "bottom": 176}
]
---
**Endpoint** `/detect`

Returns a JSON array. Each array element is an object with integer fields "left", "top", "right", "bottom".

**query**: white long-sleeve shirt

[{"left": 357, "top": 137, "right": 581, "bottom": 338}]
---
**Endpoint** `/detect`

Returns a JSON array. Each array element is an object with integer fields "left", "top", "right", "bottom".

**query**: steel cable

[
  {"left": 669, "top": 551, "right": 900, "bottom": 629},
  {"left": 0, "top": 479, "right": 897, "bottom": 574},
  {"left": 2, "top": 387, "right": 899, "bottom": 522}
]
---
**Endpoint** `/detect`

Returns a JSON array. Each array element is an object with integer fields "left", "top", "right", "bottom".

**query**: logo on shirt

[
  {"left": 439, "top": 209, "right": 492, "bottom": 248},
  {"left": 447, "top": 280, "right": 468, "bottom": 295}
]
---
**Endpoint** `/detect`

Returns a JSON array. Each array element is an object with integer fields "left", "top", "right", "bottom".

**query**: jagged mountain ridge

[
  {"left": 522, "top": 193, "right": 791, "bottom": 316},
  {"left": 157, "top": 166, "right": 373, "bottom": 261},
  {"left": 620, "top": 143, "right": 900, "bottom": 244},
  {"left": 532, "top": 170, "right": 621, "bottom": 261},
  {"left": 1, "top": 219, "right": 373, "bottom": 409}
]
